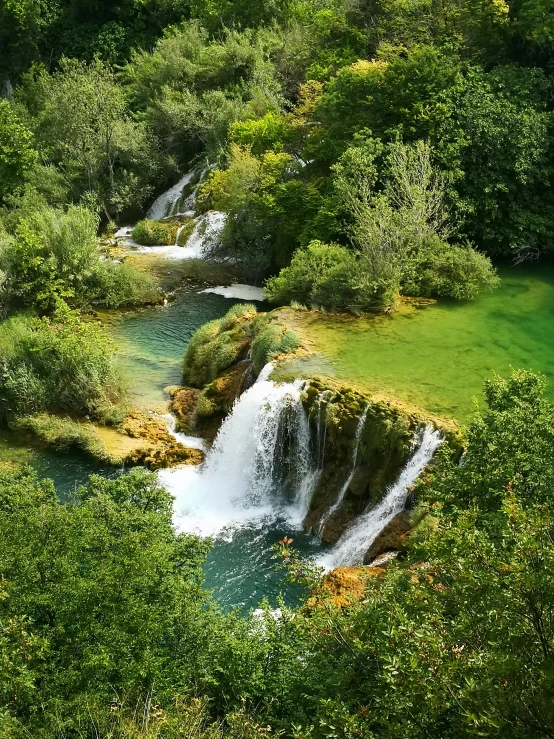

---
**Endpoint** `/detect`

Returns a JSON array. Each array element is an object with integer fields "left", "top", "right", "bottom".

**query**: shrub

[
  {"left": 402, "top": 239, "right": 501, "bottom": 300},
  {"left": 182, "top": 303, "right": 257, "bottom": 387},
  {"left": 0, "top": 202, "right": 158, "bottom": 311},
  {"left": 265, "top": 241, "right": 358, "bottom": 311},
  {"left": 131, "top": 219, "right": 179, "bottom": 245},
  {"left": 0, "top": 307, "right": 124, "bottom": 423}
]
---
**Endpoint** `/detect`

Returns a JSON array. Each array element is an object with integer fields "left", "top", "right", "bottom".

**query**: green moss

[
  {"left": 251, "top": 314, "right": 301, "bottom": 374},
  {"left": 11, "top": 414, "right": 120, "bottom": 465},
  {"left": 182, "top": 303, "right": 257, "bottom": 387},
  {"left": 177, "top": 219, "right": 196, "bottom": 246}
]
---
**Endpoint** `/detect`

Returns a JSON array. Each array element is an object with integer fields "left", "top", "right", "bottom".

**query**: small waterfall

[
  {"left": 185, "top": 211, "right": 226, "bottom": 257},
  {"left": 158, "top": 412, "right": 207, "bottom": 451},
  {"left": 147, "top": 169, "right": 199, "bottom": 220},
  {"left": 314, "top": 390, "right": 333, "bottom": 470},
  {"left": 318, "top": 425, "right": 442, "bottom": 570},
  {"left": 159, "top": 365, "right": 316, "bottom": 538},
  {"left": 174, "top": 224, "right": 185, "bottom": 246},
  {"left": 317, "top": 406, "right": 368, "bottom": 534}
]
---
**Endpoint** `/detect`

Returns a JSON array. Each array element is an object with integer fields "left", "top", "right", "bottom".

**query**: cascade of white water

[
  {"left": 318, "top": 425, "right": 443, "bottom": 570},
  {"left": 159, "top": 365, "right": 315, "bottom": 538},
  {"left": 174, "top": 224, "right": 185, "bottom": 246},
  {"left": 314, "top": 390, "right": 333, "bottom": 470},
  {"left": 158, "top": 412, "right": 207, "bottom": 451},
  {"left": 147, "top": 169, "right": 199, "bottom": 220},
  {"left": 184, "top": 211, "right": 226, "bottom": 258},
  {"left": 317, "top": 406, "right": 369, "bottom": 534}
]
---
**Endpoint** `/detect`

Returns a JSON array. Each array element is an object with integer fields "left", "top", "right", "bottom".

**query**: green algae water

[
  {"left": 106, "top": 291, "right": 250, "bottom": 409},
  {"left": 284, "top": 263, "right": 554, "bottom": 421}
]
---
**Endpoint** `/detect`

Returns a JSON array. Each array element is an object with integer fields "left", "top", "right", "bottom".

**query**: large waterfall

[
  {"left": 317, "top": 426, "right": 443, "bottom": 570},
  {"left": 159, "top": 367, "right": 317, "bottom": 538},
  {"left": 160, "top": 373, "right": 442, "bottom": 570}
]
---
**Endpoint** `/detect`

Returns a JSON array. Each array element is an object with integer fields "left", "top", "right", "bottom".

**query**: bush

[
  {"left": 0, "top": 307, "right": 124, "bottom": 423},
  {"left": 0, "top": 202, "right": 158, "bottom": 311},
  {"left": 402, "top": 239, "right": 501, "bottom": 300},
  {"left": 265, "top": 241, "right": 358, "bottom": 311},
  {"left": 131, "top": 219, "right": 179, "bottom": 246},
  {"left": 182, "top": 303, "right": 257, "bottom": 387}
]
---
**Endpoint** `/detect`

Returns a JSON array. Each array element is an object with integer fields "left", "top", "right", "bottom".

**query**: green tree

[
  {"left": 0, "top": 100, "right": 37, "bottom": 202},
  {"left": 17, "top": 58, "right": 154, "bottom": 217}
]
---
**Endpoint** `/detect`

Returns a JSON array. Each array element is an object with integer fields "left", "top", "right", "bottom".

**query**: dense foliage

[
  {"left": 2, "top": 371, "right": 554, "bottom": 737},
  {"left": 0, "top": 306, "right": 124, "bottom": 423},
  {"left": 3, "top": 2, "right": 554, "bottom": 736},
  {"left": 3, "top": 0, "right": 554, "bottom": 308},
  {"left": 0, "top": 199, "right": 157, "bottom": 313}
]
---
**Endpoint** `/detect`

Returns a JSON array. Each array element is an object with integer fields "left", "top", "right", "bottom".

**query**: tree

[
  {"left": 0, "top": 100, "right": 37, "bottom": 202},
  {"left": 17, "top": 59, "right": 153, "bottom": 217}
]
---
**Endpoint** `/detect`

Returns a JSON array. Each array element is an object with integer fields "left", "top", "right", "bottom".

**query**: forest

[{"left": 2, "top": 0, "right": 554, "bottom": 736}]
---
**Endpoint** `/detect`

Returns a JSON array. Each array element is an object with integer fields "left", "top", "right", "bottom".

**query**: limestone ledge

[{"left": 10, "top": 412, "right": 203, "bottom": 471}]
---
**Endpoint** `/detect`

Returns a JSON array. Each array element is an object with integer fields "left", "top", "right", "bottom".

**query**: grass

[
  {"left": 11, "top": 414, "right": 121, "bottom": 464},
  {"left": 182, "top": 303, "right": 257, "bottom": 387}
]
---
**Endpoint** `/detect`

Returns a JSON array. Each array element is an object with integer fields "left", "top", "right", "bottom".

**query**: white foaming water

[
  {"left": 159, "top": 366, "right": 316, "bottom": 539},
  {"left": 147, "top": 169, "right": 199, "bottom": 220},
  {"left": 185, "top": 211, "right": 226, "bottom": 257},
  {"left": 159, "top": 413, "right": 207, "bottom": 452},
  {"left": 202, "top": 284, "right": 265, "bottom": 301},
  {"left": 114, "top": 211, "right": 225, "bottom": 260},
  {"left": 318, "top": 426, "right": 442, "bottom": 570},
  {"left": 317, "top": 406, "right": 368, "bottom": 535}
]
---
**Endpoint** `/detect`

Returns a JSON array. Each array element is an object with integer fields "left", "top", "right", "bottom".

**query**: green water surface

[{"left": 286, "top": 263, "right": 554, "bottom": 421}]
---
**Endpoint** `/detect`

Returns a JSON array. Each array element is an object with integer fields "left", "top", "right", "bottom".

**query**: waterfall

[
  {"left": 314, "top": 390, "right": 333, "bottom": 470},
  {"left": 147, "top": 166, "right": 211, "bottom": 220},
  {"left": 147, "top": 169, "right": 199, "bottom": 220},
  {"left": 185, "top": 211, "right": 226, "bottom": 257},
  {"left": 158, "top": 412, "right": 207, "bottom": 452},
  {"left": 317, "top": 406, "right": 369, "bottom": 534},
  {"left": 318, "top": 425, "right": 442, "bottom": 570},
  {"left": 159, "top": 365, "right": 316, "bottom": 538},
  {"left": 174, "top": 224, "right": 185, "bottom": 246}
]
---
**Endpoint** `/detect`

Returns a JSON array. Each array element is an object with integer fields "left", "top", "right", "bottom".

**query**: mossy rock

[
  {"left": 182, "top": 303, "right": 257, "bottom": 388},
  {"left": 177, "top": 219, "right": 196, "bottom": 246},
  {"left": 169, "top": 386, "right": 200, "bottom": 433}
]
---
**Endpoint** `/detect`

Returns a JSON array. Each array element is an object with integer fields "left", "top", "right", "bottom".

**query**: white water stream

[
  {"left": 317, "top": 406, "right": 368, "bottom": 534},
  {"left": 147, "top": 169, "right": 199, "bottom": 220},
  {"left": 317, "top": 426, "right": 443, "bottom": 570},
  {"left": 159, "top": 366, "right": 317, "bottom": 539},
  {"left": 116, "top": 168, "right": 226, "bottom": 260}
]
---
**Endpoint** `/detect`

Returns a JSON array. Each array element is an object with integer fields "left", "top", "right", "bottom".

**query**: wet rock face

[
  {"left": 169, "top": 387, "right": 200, "bottom": 433},
  {"left": 303, "top": 379, "right": 416, "bottom": 543}
]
